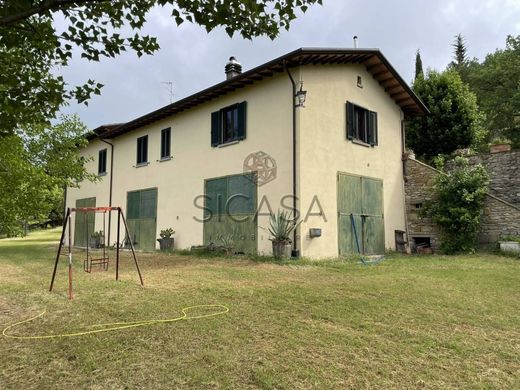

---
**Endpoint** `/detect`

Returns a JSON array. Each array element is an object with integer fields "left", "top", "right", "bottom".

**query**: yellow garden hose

[{"left": 2, "top": 304, "right": 229, "bottom": 340}]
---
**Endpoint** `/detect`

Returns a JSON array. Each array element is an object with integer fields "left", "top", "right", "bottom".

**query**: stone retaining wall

[
  {"left": 448, "top": 149, "right": 520, "bottom": 206},
  {"left": 404, "top": 156, "right": 520, "bottom": 251}
]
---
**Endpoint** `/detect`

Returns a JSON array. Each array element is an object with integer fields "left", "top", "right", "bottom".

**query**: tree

[
  {"left": 451, "top": 34, "right": 468, "bottom": 67},
  {"left": 0, "top": 115, "right": 95, "bottom": 235},
  {"left": 406, "top": 70, "right": 486, "bottom": 160},
  {"left": 426, "top": 156, "right": 489, "bottom": 254},
  {"left": 465, "top": 35, "right": 520, "bottom": 147},
  {"left": 448, "top": 34, "right": 470, "bottom": 82},
  {"left": 415, "top": 49, "right": 424, "bottom": 80},
  {"left": 0, "top": 0, "right": 323, "bottom": 135}
]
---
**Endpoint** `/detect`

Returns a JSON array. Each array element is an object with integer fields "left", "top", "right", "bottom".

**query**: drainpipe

[
  {"left": 99, "top": 138, "right": 114, "bottom": 245},
  {"left": 285, "top": 63, "right": 300, "bottom": 258},
  {"left": 401, "top": 116, "right": 411, "bottom": 253}
]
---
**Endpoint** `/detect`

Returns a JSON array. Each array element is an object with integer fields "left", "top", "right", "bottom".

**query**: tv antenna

[{"left": 161, "top": 81, "right": 174, "bottom": 104}]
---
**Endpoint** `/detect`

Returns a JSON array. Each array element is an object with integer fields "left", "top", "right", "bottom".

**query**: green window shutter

[
  {"left": 237, "top": 101, "right": 247, "bottom": 140},
  {"left": 346, "top": 102, "right": 355, "bottom": 140},
  {"left": 368, "top": 111, "right": 378, "bottom": 146},
  {"left": 211, "top": 111, "right": 220, "bottom": 147}
]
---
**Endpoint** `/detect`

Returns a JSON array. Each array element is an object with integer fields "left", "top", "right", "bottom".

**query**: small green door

[
  {"left": 126, "top": 188, "right": 157, "bottom": 251},
  {"left": 74, "top": 197, "right": 96, "bottom": 247},
  {"left": 203, "top": 173, "right": 257, "bottom": 254},
  {"left": 337, "top": 174, "right": 385, "bottom": 255}
]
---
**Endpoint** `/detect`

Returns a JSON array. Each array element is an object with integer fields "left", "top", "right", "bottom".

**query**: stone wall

[
  {"left": 479, "top": 195, "right": 520, "bottom": 244},
  {"left": 403, "top": 157, "right": 441, "bottom": 251},
  {"left": 404, "top": 156, "right": 520, "bottom": 251},
  {"left": 451, "top": 149, "right": 520, "bottom": 206}
]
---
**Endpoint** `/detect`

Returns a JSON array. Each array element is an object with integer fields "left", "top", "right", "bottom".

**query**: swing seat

[{"left": 84, "top": 254, "right": 109, "bottom": 273}]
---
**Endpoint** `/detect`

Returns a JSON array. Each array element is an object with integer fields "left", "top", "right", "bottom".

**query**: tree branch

[{"left": 0, "top": 0, "right": 111, "bottom": 26}]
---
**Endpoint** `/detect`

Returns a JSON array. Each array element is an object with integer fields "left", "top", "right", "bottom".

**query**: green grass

[{"left": 1, "top": 229, "right": 520, "bottom": 389}]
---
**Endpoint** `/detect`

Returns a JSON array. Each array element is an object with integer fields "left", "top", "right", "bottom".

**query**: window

[
  {"left": 98, "top": 148, "right": 107, "bottom": 175},
  {"left": 136, "top": 135, "right": 148, "bottom": 165},
  {"left": 346, "top": 102, "right": 378, "bottom": 146},
  {"left": 160, "top": 128, "right": 171, "bottom": 159},
  {"left": 211, "top": 101, "right": 247, "bottom": 147}
]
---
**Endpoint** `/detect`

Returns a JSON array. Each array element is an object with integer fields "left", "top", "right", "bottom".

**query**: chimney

[
  {"left": 353, "top": 36, "right": 358, "bottom": 49},
  {"left": 225, "top": 56, "right": 242, "bottom": 79}
]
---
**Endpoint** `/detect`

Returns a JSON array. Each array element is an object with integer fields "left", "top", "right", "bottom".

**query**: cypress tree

[{"left": 415, "top": 49, "right": 424, "bottom": 80}]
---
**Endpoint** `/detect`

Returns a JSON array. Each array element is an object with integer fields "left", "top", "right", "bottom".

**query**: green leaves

[
  {"left": 266, "top": 210, "right": 300, "bottom": 243},
  {"left": 464, "top": 35, "right": 520, "bottom": 148},
  {"left": 0, "top": 115, "right": 96, "bottom": 235},
  {"left": 406, "top": 70, "right": 486, "bottom": 160},
  {"left": 426, "top": 157, "right": 489, "bottom": 254}
]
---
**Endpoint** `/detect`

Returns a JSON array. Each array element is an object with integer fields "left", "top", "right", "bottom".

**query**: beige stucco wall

[
  {"left": 297, "top": 64, "right": 406, "bottom": 258},
  {"left": 67, "top": 73, "right": 295, "bottom": 253},
  {"left": 68, "top": 63, "right": 406, "bottom": 258}
]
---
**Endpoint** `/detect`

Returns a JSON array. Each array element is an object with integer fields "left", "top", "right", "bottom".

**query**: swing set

[{"left": 49, "top": 206, "right": 144, "bottom": 299}]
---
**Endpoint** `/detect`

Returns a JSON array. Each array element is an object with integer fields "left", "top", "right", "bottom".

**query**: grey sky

[{"left": 59, "top": 0, "right": 520, "bottom": 129}]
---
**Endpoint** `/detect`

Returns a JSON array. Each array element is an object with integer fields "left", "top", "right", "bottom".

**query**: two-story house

[{"left": 67, "top": 48, "right": 428, "bottom": 258}]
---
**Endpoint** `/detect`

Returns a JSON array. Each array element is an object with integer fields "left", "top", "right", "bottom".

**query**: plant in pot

[
  {"left": 157, "top": 228, "right": 175, "bottom": 251},
  {"left": 267, "top": 210, "right": 300, "bottom": 259},
  {"left": 89, "top": 231, "right": 104, "bottom": 249}
]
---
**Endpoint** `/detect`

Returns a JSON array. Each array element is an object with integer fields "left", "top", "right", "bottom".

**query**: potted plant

[
  {"left": 157, "top": 228, "right": 175, "bottom": 251},
  {"left": 89, "top": 231, "right": 104, "bottom": 249},
  {"left": 266, "top": 210, "right": 300, "bottom": 259}
]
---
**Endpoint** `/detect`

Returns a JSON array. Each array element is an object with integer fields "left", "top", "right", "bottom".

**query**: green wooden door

[
  {"left": 126, "top": 188, "right": 157, "bottom": 251},
  {"left": 203, "top": 173, "right": 257, "bottom": 254},
  {"left": 361, "top": 178, "right": 385, "bottom": 255},
  {"left": 74, "top": 197, "right": 96, "bottom": 247},
  {"left": 337, "top": 174, "right": 385, "bottom": 255}
]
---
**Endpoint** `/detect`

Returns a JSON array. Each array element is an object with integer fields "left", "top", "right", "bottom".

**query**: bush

[{"left": 426, "top": 156, "right": 489, "bottom": 253}]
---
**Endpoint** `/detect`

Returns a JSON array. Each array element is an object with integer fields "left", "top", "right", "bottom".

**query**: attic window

[{"left": 357, "top": 76, "right": 363, "bottom": 88}]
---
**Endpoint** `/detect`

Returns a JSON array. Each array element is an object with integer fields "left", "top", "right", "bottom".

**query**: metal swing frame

[{"left": 49, "top": 206, "right": 144, "bottom": 299}]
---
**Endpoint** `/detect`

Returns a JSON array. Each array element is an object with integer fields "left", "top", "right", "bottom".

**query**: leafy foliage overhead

[
  {"left": 406, "top": 70, "right": 486, "bottom": 160},
  {"left": 0, "top": 0, "right": 322, "bottom": 134}
]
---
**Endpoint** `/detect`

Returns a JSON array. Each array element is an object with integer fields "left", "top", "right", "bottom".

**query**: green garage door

[
  {"left": 74, "top": 197, "right": 96, "bottom": 247},
  {"left": 203, "top": 173, "right": 257, "bottom": 254},
  {"left": 126, "top": 188, "right": 157, "bottom": 251},
  {"left": 338, "top": 174, "right": 385, "bottom": 255}
]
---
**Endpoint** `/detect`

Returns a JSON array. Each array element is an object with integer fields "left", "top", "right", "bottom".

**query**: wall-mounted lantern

[{"left": 295, "top": 81, "right": 307, "bottom": 108}]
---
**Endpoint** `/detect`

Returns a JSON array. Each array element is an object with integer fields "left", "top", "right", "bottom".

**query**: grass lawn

[{"left": 1, "top": 229, "right": 519, "bottom": 389}]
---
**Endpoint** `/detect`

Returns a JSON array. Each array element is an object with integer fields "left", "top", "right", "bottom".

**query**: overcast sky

[{"left": 59, "top": 0, "right": 520, "bottom": 129}]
